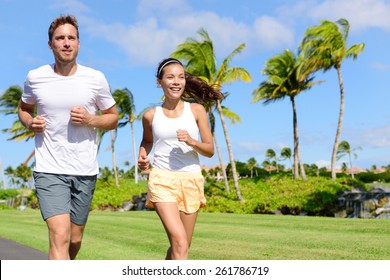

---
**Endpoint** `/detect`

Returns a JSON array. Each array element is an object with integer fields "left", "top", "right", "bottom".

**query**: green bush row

[
  {"left": 0, "top": 175, "right": 366, "bottom": 217},
  {"left": 203, "top": 176, "right": 364, "bottom": 216},
  {"left": 0, "top": 188, "right": 19, "bottom": 200}
]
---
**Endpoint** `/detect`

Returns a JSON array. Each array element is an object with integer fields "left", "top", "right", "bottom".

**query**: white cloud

[
  {"left": 252, "top": 16, "right": 295, "bottom": 50},
  {"left": 136, "top": 0, "right": 191, "bottom": 17},
  {"left": 346, "top": 125, "right": 390, "bottom": 148},
  {"left": 50, "top": 0, "right": 91, "bottom": 14},
  {"left": 315, "top": 159, "right": 331, "bottom": 168},
  {"left": 237, "top": 141, "right": 267, "bottom": 153},
  {"left": 305, "top": 0, "right": 390, "bottom": 33},
  {"left": 73, "top": 0, "right": 295, "bottom": 65},
  {"left": 372, "top": 62, "right": 390, "bottom": 71}
]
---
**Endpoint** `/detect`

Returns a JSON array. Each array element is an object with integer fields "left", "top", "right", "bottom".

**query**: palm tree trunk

[
  {"left": 110, "top": 130, "right": 119, "bottom": 187},
  {"left": 0, "top": 158, "right": 6, "bottom": 189},
  {"left": 348, "top": 153, "right": 354, "bottom": 179},
  {"left": 289, "top": 158, "right": 294, "bottom": 176},
  {"left": 130, "top": 122, "right": 138, "bottom": 184},
  {"left": 216, "top": 100, "right": 242, "bottom": 201},
  {"left": 331, "top": 66, "right": 345, "bottom": 180},
  {"left": 23, "top": 150, "right": 35, "bottom": 166},
  {"left": 291, "top": 98, "right": 299, "bottom": 179},
  {"left": 291, "top": 97, "right": 306, "bottom": 180},
  {"left": 213, "top": 132, "right": 230, "bottom": 193}
]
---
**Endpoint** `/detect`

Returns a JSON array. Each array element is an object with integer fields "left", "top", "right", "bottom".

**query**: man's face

[{"left": 48, "top": 23, "right": 79, "bottom": 64}]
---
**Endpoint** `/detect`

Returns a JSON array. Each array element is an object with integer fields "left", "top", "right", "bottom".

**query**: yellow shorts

[{"left": 146, "top": 168, "right": 206, "bottom": 213}]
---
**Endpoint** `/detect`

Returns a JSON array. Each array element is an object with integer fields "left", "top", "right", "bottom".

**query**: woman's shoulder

[
  {"left": 188, "top": 102, "right": 207, "bottom": 120},
  {"left": 143, "top": 106, "right": 156, "bottom": 117},
  {"left": 189, "top": 102, "right": 206, "bottom": 113}
]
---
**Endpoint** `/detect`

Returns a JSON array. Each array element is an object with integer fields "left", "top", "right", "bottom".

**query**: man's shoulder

[
  {"left": 77, "top": 64, "right": 105, "bottom": 77},
  {"left": 28, "top": 64, "right": 53, "bottom": 76}
]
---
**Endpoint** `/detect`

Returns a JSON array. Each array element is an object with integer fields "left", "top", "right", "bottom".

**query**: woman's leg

[
  {"left": 180, "top": 211, "right": 198, "bottom": 249},
  {"left": 154, "top": 202, "right": 190, "bottom": 260}
]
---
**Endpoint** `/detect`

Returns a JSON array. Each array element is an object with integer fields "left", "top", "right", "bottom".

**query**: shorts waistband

[{"left": 150, "top": 168, "right": 203, "bottom": 179}]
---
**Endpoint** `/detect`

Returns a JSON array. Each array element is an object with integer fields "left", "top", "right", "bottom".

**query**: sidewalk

[{"left": 0, "top": 237, "right": 47, "bottom": 260}]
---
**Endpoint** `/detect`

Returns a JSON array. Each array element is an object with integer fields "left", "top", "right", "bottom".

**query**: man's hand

[
  {"left": 70, "top": 106, "right": 92, "bottom": 126},
  {"left": 29, "top": 115, "right": 46, "bottom": 133}
]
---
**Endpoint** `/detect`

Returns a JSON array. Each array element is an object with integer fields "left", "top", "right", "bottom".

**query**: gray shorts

[{"left": 33, "top": 172, "right": 97, "bottom": 225}]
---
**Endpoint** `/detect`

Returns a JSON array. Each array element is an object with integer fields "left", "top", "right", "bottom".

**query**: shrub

[
  {"left": 203, "top": 177, "right": 354, "bottom": 216},
  {"left": 90, "top": 178, "right": 148, "bottom": 210},
  {"left": 0, "top": 189, "right": 19, "bottom": 200}
]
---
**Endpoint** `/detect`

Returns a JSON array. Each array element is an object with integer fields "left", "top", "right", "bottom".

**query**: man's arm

[
  {"left": 18, "top": 100, "right": 46, "bottom": 133},
  {"left": 70, "top": 105, "right": 118, "bottom": 130}
]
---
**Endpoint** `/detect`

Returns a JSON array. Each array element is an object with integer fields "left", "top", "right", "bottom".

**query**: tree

[
  {"left": 299, "top": 18, "right": 365, "bottom": 180},
  {"left": 336, "top": 140, "right": 361, "bottom": 179},
  {"left": 246, "top": 157, "right": 258, "bottom": 178},
  {"left": 112, "top": 88, "right": 139, "bottom": 184},
  {"left": 95, "top": 112, "right": 119, "bottom": 187},
  {"left": 265, "top": 148, "right": 279, "bottom": 173},
  {"left": 262, "top": 160, "right": 272, "bottom": 175},
  {"left": 171, "top": 28, "right": 251, "bottom": 201},
  {"left": 0, "top": 86, "right": 35, "bottom": 165},
  {"left": 4, "top": 164, "right": 33, "bottom": 188},
  {"left": 252, "top": 49, "right": 321, "bottom": 180},
  {"left": 280, "top": 147, "right": 293, "bottom": 174},
  {"left": 208, "top": 110, "right": 229, "bottom": 193}
]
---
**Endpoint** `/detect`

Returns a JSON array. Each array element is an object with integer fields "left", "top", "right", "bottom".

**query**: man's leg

[
  {"left": 46, "top": 213, "right": 71, "bottom": 260},
  {"left": 69, "top": 222, "right": 86, "bottom": 260}
]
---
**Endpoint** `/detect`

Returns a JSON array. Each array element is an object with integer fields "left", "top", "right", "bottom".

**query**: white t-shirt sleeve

[
  {"left": 22, "top": 71, "right": 37, "bottom": 105},
  {"left": 96, "top": 72, "right": 116, "bottom": 111}
]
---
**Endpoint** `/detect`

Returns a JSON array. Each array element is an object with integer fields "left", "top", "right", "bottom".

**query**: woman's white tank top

[{"left": 152, "top": 101, "right": 200, "bottom": 172}]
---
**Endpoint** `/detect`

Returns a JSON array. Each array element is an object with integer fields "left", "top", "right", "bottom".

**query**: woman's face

[{"left": 158, "top": 63, "right": 186, "bottom": 100}]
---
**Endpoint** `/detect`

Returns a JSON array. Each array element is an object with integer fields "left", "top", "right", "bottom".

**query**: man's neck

[{"left": 54, "top": 61, "right": 78, "bottom": 76}]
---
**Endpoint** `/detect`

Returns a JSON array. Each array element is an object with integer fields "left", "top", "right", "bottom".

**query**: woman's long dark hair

[{"left": 156, "top": 58, "right": 224, "bottom": 105}]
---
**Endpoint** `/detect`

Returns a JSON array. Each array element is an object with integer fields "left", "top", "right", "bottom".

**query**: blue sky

[{"left": 1, "top": 0, "right": 390, "bottom": 182}]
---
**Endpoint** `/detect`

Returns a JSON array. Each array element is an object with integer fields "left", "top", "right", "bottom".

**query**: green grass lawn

[{"left": 1, "top": 209, "right": 390, "bottom": 260}]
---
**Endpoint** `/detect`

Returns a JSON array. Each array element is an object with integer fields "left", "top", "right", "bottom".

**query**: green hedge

[
  {"left": 1, "top": 175, "right": 362, "bottom": 217},
  {"left": 90, "top": 178, "right": 148, "bottom": 210},
  {"left": 204, "top": 176, "right": 357, "bottom": 216}
]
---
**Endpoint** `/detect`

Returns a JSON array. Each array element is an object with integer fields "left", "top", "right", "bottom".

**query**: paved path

[{"left": 0, "top": 237, "right": 47, "bottom": 260}]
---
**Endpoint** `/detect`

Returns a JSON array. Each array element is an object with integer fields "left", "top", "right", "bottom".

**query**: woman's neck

[{"left": 162, "top": 99, "right": 183, "bottom": 111}]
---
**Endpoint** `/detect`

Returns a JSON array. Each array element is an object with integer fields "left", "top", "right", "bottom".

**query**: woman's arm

[{"left": 180, "top": 103, "right": 214, "bottom": 158}]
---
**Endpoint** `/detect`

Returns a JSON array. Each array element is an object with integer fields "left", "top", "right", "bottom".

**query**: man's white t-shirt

[{"left": 22, "top": 64, "right": 115, "bottom": 176}]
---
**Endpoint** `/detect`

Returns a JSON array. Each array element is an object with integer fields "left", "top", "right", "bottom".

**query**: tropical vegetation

[
  {"left": 299, "top": 18, "right": 365, "bottom": 180},
  {"left": 0, "top": 18, "right": 371, "bottom": 218}
]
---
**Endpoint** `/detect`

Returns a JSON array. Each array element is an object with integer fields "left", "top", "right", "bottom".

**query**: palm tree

[
  {"left": 336, "top": 140, "right": 361, "bottom": 179},
  {"left": 208, "top": 110, "right": 229, "bottom": 193},
  {"left": 299, "top": 18, "right": 365, "bottom": 180},
  {"left": 280, "top": 147, "right": 293, "bottom": 174},
  {"left": 262, "top": 160, "right": 272, "bottom": 175},
  {"left": 171, "top": 28, "right": 251, "bottom": 201},
  {"left": 112, "top": 88, "right": 139, "bottom": 184},
  {"left": 246, "top": 157, "right": 258, "bottom": 178},
  {"left": 110, "top": 129, "right": 119, "bottom": 187},
  {"left": 0, "top": 86, "right": 35, "bottom": 165},
  {"left": 265, "top": 148, "right": 279, "bottom": 173},
  {"left": 252, "top": 49, "right": 321, "bottom": 180},
  {"left": 95, "top": 111, "right": 119, "bottom": 187},
  {"left": 0, "top": 158, "right": 6, "bottom": 189}
]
